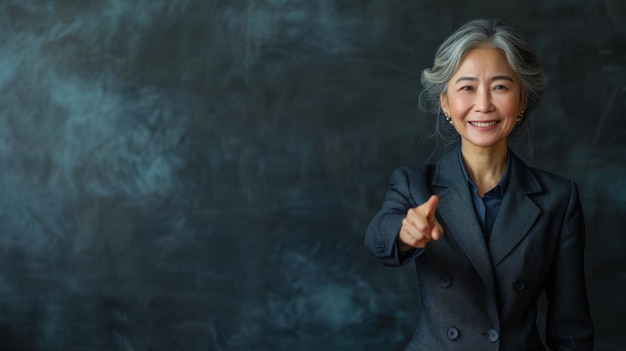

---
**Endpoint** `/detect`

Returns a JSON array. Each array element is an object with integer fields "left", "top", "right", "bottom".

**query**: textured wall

[{"left": 0, "top": 0, "right": 623, "bottom": 350}]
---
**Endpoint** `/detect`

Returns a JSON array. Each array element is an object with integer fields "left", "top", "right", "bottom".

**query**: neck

[{"left": 460, "top": 141, "right": 508, "bottom": 196}]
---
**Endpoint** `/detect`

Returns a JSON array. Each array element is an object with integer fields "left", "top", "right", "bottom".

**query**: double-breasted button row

[
  {"left": 446, "top": 327, "right": 499, "bottom": 342},
  {"left": 439, "top": 275, "right": 524, "bottom": 291}
]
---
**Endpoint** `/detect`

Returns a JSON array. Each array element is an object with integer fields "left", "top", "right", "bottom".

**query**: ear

[{"left": 439, "top": 92, "right": 449, "bottom": 116}]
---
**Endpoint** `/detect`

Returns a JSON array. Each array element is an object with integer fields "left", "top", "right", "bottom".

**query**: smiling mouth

[{"left": 469, "top": 121, "right": 498, "bottom": 127}]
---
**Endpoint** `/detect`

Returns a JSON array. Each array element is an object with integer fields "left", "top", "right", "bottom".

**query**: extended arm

[{"left": 365, "top": 168, "right": 441, "bottom": 266}]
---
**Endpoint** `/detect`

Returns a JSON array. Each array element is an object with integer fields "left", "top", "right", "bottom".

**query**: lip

[{"left": 468, "top": 120, "right": 499, "bottom": 130}]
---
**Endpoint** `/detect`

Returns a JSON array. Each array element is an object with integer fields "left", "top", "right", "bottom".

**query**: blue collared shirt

[{"left": 459, "top": 150, "right": 511, "bottom": 238}]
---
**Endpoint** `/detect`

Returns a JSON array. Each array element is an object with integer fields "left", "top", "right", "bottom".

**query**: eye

[
  {"left": 493, "top": 84, "right": 509, "bottom": 91},
  {"left": 459, "top": 86, "right": 474, "bottom": 92}
]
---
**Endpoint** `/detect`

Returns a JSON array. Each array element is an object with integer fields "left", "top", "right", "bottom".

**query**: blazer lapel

[
  {"left": 489, "top": 153, "right": 542, "bottom": 267},
  {"left": 432, "top": 146, "right": 497, "bottom": 299}
]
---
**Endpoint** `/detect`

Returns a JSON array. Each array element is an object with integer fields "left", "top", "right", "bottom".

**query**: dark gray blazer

[{"left": 365, "top": 145, "right": 593, "bottom": 350}]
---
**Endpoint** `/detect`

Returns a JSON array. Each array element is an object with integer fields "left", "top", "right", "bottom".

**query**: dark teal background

[{"left": 0, "top": 0, "right": 623, "bottom": 350}]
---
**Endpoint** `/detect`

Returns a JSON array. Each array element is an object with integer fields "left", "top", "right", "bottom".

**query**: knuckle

[{"left": 415, "top": 221, "right": 428, "bottom": 231}]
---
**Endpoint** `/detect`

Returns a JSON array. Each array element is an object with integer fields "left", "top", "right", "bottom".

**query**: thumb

[{"left": 431, "top": 220, "right": 444, "bottom": 241}]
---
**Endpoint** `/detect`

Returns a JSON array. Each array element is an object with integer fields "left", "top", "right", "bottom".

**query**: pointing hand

[{"left": 398, "top": 195, "right": 443, "bottom": 252}]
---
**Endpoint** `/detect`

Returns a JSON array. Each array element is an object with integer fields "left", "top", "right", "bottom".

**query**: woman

[{"left": 365, "top": 19, "right": 593, "bottom": 350}]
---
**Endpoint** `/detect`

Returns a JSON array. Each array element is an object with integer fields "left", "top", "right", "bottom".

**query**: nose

[{"left": 474, "top": 86, "right": 493, "bottom": 112}]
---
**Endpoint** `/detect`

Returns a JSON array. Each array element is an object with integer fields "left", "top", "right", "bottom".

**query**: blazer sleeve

[
  {"left": 364, "top": 167, "right": 424, "bottom": 267},
  {"left": 545, "top": 181, "right": 594, "bottom": 349}
]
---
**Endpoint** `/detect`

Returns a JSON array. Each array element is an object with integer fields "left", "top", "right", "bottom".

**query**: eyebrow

[{"left": 455, "top": 75, "right": 514, "bottom": 83}]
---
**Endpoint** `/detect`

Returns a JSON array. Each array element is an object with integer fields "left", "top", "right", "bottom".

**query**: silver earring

[
  {"left": 516, "top": 110, "right": 525, "bottom": 123},
  {"left": 444, "top": 113, "right": 453, "bottom": 125}
]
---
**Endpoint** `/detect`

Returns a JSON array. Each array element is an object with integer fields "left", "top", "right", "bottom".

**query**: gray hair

[{"left": 419, "top": 19, "right": 544, "bottom": 138}]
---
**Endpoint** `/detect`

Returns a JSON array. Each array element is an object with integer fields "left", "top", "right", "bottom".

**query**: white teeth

[{"left": 471, "top": 121, "right": 497, "bottom": 127}]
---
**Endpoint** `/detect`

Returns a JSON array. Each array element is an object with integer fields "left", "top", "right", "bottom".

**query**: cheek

[
  {"left": 495, "top": 96, "right": 522, "bottom": 115},
  {"left": 449, "top": 97, "right": 472, "bottom": 114}
]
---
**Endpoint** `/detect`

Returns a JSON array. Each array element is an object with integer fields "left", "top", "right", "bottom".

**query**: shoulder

[
  {"left": 509, "top": 151, "right": 577, "bottom": 195},
  {"left": 526, "top": 165, "right": 577, "bottom": 192},
  {"left": 390, "top": 161, "right": 438, "bottom": 187},
  {"left": 392, "top": 163, "right": 436, "bottom": 181},
  {"left": 519, "top": 164, "right": 581, "bottom": 210},
  {"left": 392, "top": 147, "right": 455, "bottom": 183},
  {"left": 385, "top": 162, "right": 438, "bottom": 206}
]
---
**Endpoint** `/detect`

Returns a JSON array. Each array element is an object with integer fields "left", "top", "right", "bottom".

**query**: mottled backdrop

[{"left": 0, "top": 0, "right": 623, "bottom": 350}]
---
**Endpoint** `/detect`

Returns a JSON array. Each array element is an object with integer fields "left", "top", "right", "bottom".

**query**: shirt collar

[{"left": 458, "top": 148, "right": 511, "bottom": 195}]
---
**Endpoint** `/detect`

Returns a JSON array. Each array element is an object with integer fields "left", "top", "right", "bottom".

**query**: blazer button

[
  {"left": 447, "top": 327, "right": 459, "bottom": 340},
  {"left": 440, "top": 274, "right": 452, "bottom": 288},
  {"left": 513, "top": 278, "right": 526, "bottom": 292},
  {"left": 487, "top": 328, "right": 500, "bottom": 342}
]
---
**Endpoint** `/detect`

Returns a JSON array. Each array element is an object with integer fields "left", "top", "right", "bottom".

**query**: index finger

[{"left": 421, "top": 195, "right": 439, "bottom": 219}]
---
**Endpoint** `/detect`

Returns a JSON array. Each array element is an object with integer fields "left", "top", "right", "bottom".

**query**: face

[{"left": 440, "top": 47, "right": 526, "bottom": 151}]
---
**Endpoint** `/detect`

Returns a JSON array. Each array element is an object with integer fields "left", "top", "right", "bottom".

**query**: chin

[{"left": 463, "top": 137, "right": 507, "bottom": 149}]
